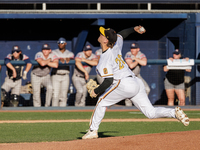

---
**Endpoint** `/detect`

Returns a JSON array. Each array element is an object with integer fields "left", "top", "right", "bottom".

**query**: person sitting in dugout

[{"left": 1, "top": 45, "right": 32, "bottom": 107}]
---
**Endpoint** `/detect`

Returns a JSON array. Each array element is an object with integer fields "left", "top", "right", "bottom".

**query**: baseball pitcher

[{"left": 82, "top": 26, "right": 189, "bottom": 140}]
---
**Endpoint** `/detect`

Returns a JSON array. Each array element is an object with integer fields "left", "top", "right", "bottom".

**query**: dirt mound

[{"left": 0, "top": 130, "right": 199, "bottom": 150}]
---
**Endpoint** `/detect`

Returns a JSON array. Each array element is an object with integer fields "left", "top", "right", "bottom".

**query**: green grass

[
  {"left": 0, "top": 111, "right": 199, "bottom": 120},
  {"left": 0, "top": 122, "right": 199, "bottom": 143},
  {"left": 0, "top": 110, "right": 199, "bottom": 143}
]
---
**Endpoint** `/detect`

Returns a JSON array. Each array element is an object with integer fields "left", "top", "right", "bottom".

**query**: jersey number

[{"left": 115, "top": 54, "right": 125, "bottom": 70}]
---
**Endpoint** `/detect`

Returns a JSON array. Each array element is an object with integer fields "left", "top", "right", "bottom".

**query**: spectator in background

[
  {"left": 1, "top": 45, "right": 32, "bottom": 107},
  {"left": 72, "top": 45, "right": 98, "bottom": 106},
  {"left": 31, "top": 44, "right": 58, "bottom": 107},
  {"left": 51, "top": 37, "right": 74, "bottom": 107},
  {"left": 163, "top": 49, "right": 191, "bottom": 106},
  {"left": 95, "top": 48, "right": 104, "bottom": 84},
  {"left": 124, "top": 43, "right": 150, "bottom": 106}
]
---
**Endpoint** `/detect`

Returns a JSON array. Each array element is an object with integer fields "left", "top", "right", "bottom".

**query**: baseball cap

[
  {"left": 83, "top": 45, "right": 92, "bottom": 51},
  {"left": 12, "top": 45, "right": 21, "bottom": 53},
  {"left": 130, "top": 43, "right": 139, "bottom": 49},
  {"left": 42, "top": 43, "right": 51, "bottom": 50},
  {"left": 57, "top": 37, "right": 66, "bottom": 44},
  {"left": 99, "top": 26, "right": 117, "bottom": 43},
  {"left": 173, "top": 49, "right": 181, "bottom": 55}
]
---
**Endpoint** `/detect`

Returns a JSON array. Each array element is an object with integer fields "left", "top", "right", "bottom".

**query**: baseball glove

[
  {"left": 86, "top": 79, "right": 99, "bottom": 98},
  {"left": 134, "top": 25, "right": 146, "bottom": 34}
]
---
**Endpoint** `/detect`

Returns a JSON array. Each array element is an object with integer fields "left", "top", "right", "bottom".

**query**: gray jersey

[
  {"left": 51, "top": 49, "right": 74, "bottom": 74},
  {"left": 124, "top": 50, "right": 150, "bottom": 96},
  {"left": 72, "top": 51, "right": 98, "bottom": 106},
  {"left": 32, "top": 52, "right": 58, "bottom": 76},
  {"left": 73, "top": 51, "right": 98, "bottom": 77},
  {"left": 95, "top": 49, "right": 102, "bottom": 56},
  {"left": 124, "top": 51, "right": 146, "bottom": 76},
  {"left": 95, "top": 49, "right": 104, "bottom": 84}
]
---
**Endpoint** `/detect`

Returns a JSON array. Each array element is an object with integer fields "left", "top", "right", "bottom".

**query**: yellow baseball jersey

[{"left": 96, "top": 34, "right": 133, "bottom": 80}]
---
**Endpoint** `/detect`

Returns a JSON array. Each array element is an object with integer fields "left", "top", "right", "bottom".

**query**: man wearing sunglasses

[
  {"left": 1, "top": 45, "right": 32, "bottom": 107},
  {"left": 51, "top": 37, "right": 74, "bottom": 107}
]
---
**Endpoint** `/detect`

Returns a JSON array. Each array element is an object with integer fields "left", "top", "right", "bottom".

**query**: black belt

[
  {"left": 9, "top": 77, "right": 21, "bottom": 81},
  {"left": 57, "top": 73, "right": 67, "bottom": 75},
  {"left": 76, "top": 75, "right": 85, "bottom": 78},
  {"left": 33, "top": 72, "right": 44, "bottom": 77}
]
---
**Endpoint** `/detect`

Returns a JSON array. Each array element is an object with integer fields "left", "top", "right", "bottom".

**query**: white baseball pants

[
  {"left": 72, "top": 74, "right": 87, "bottom": 107},
  {"left": 51, "top": 74, "right": 69, "bottom": 107},
  {"left": 90, "top": 76, "right": 176, "bottom": 131},
  {"left": 31, "top": 72, "right": 53, "bottom": 107},
  {"left": 1, "top": 77, "right": 22, "bottom": 95}
]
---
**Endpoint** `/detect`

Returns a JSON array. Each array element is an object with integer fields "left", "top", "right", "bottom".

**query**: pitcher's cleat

[
  {"left": 175, "top": 107, "right": 189, "bottom": 126},
  {"left": 82, "top": 129, "right": 98, "bottom": 139}
]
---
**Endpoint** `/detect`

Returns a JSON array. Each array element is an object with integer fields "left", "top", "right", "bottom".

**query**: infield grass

[
  {"left": 0, "top": 111, "right": 200, "bottom": 120},
  {"left": 0, "top": 110, "right": 199, "bottom": 143}
]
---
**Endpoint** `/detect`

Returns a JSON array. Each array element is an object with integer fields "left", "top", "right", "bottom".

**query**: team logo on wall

[{"left": 103, "top": 68, "right": 108, "bottom": 74}]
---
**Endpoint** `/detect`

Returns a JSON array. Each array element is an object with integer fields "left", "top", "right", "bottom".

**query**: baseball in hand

[{"left": 139, "top": 27, "right": 145, "bottom": 32}]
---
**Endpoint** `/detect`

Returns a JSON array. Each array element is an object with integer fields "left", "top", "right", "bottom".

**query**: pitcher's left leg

[{"left": 131, "top": 78, "right": 176, "bottom": 119}]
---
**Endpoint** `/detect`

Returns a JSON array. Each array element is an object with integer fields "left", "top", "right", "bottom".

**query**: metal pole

[
  {"left": 97, "top": 3, "right": 101, "bottom": 11},
  {"left": 42, "top": 3, "right": 46, "bottom": 11}
]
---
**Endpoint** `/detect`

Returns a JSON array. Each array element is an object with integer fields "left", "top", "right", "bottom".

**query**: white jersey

[
  {"left": 96, "top": 34, "right": 133, "bottom": 80},
  {"left": 89, "top": 30, "right": 177, "bottom": 133}
]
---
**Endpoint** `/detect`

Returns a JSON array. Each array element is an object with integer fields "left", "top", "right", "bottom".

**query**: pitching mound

[{"left": 0, "top": 130, "right": 199, "bottom": 150}]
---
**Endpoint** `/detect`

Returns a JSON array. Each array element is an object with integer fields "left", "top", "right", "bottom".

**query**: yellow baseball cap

[{"left": 99, "top": 26, "right": 117, "bottom": 43}]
